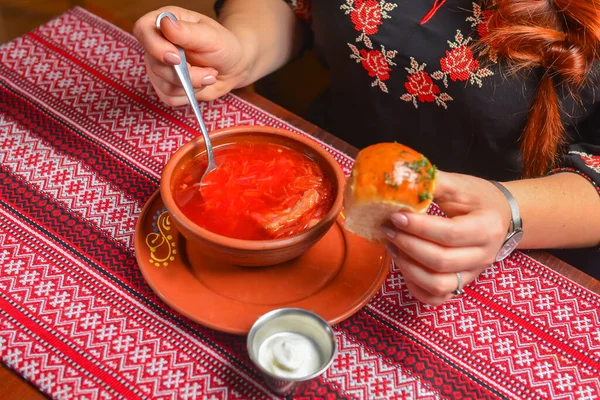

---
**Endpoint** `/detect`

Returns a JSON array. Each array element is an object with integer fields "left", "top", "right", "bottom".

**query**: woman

[{"left": 133, "top": 0, "right": 600, "bottom": 305}]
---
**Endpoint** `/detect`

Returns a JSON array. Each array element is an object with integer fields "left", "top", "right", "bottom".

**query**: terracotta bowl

[{"left": 160, "top": 125, "right": 346, "bottom": 267}]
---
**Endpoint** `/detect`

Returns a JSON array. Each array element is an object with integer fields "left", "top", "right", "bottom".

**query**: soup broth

[{"left": 173, "top": 141, "right": 334, "bottom": 240}]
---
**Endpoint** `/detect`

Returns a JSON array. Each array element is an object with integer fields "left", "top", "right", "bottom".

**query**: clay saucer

[{"left": 134, "top": 190, "right": 391, "bottom": 335}]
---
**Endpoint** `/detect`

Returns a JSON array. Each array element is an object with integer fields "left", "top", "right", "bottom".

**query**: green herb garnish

[
  {"left": 384, "top": 172, "right": 392, "bottom": 184},
  {"left": 405, "top": 156, "right": 430, "bottom": 173},
  {"left": 418, "top": 192, "right": 432, "bottom": 202},
  {"left": 418, "top": 164, "right": 437, "bottom": 184},
  {"left": 427, "top": 165, "right": 437, "bottom": 180},
  {"left": 384, "top": 172, "right": 399, "bottom": 190}
]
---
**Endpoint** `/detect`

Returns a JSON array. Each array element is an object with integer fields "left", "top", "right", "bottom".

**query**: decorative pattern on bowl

[{"left": 146, "top": 207, "right": 177, "bottom": 267}]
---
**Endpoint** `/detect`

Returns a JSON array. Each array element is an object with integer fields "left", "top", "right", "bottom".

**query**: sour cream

[
  {"left": 393, "top": 161, "right": 419, "bottom": 186},
  {"left": 257, "top": 332, "right": 321, "bottom": 378}
]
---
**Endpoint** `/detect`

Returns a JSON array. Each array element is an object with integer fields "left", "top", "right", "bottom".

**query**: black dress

[{"left": 216, "top": 0, "right": 600, "bottom": 277}]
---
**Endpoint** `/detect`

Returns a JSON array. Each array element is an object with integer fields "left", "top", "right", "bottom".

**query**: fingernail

[
  {"left": 202, "top": 75, "right": 217, "bottom": 85},
  {"left": 391, "top": 212, "right": 409, "bottom": 228},
  {"left": 165, "top": 17, "right": 180, "bottom": 29},
  {"left": 163, "top": 52, "right": 181, "bottom": 65},
  {"left": 385, "top": 242, "right": 399, "bottom": 259},
  {"left": 380, "top": 224, "right": 396, "bottom": 239}
]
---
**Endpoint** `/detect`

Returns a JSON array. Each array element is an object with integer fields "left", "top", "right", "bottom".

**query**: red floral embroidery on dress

[
  {"left": 288, "top": 0, "right": 311, "bottom": 21},
  {"left": 400, "top": 58, "right": 453, "bottom": 108},
  {"left": 349, "top": 44, "right": 397, "bottom": 92},
  {"left": 569, "top": 151, "right": 600, "bottom": 174},
  {"left": 466, "top": 2, "right": 498, "bottom": 62},
  {"left": 406, "top": 72, "right": 439, "bottom": 102},
  {"left": 431, "top": 30, "right": 494, "bottom": 88},
  {"left": 341, "top": 0, "right": 397, "bottom": 48},
  {"left": 342, "top": 1, "right": 495, "bottom": 108},
  {"left": 477, "top": 10, "right": 493, "bottom": 37}
]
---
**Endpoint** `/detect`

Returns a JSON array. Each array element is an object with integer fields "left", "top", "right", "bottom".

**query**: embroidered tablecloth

[{"left": 1, "top": 7, "right": 599, "bottom": 400}]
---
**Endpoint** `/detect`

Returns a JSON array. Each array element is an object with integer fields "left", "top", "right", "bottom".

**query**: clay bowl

[{"left": 160, "top": 125, "right": 346, "bottom": 267}]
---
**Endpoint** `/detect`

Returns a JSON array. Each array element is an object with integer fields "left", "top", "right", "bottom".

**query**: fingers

[
  {"left": 387, "top": 245, "right": 457, "bottom": 306},
  {"left": 134, "top": 7, "right": 231, "bottom": 106},
  {"left": 404, "top": 280, "right": 451, "bottom": 307},
  {"left": 432, "top": 170, "right": 464, "bottom": 203},
  {"left": 134, "top": 7, "right": 220, "bottom": 63},
  {"left": 387, "top": 243, "right": 474, "bottom": 306},
  {"left": 158, "top": 15, "right": 223, "bottom": 54},
  {"left": 379, "top": 170, "right": 509, "bottom": 306},
  {"left": 146, "top": 54, "right": 218, "bottom": 87},
  {"left": 384, "top": 206, "right": 504, "bottom": 271},
  {"left": 430, "top": 170, "right": 476, "bottom": 216},
  {"left": 388, "top": 228, "right": 488, "bottom": 272},
  {"left": 133, "top": 9, "right": 182, "bottom": 65},
  {"left": 144, "top": 54, "right": 219, "bottom": 107},
  {"left": 388, "top": 211, "right": 490, "bottom": 247},
  {"left": 147, "top": 72, "right": 218, "bottom": 107},
  {"left": 146, "top": 71, "right": 191, "bottom": 107}
]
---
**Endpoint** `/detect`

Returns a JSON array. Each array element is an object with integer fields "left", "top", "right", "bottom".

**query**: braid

[{"left": 483, "top": 0, "right": 600, "bottom": 177}]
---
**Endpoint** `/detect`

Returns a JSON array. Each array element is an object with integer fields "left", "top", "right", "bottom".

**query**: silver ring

[{"left": 452, "top": 272, "right": 465, "bottom": 296}]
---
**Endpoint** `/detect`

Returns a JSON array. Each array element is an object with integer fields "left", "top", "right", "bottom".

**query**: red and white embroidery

[
  {"left": 466, "top": 2, "right": 498, "bottom": 62},
  {"left": 400, "top": 58, "right": 453, "bottom": 109},
  {"left": 432, "top": 30, "right": 494, "bottom": 88},
  {"left": 349, "top": 44, "right": 397, "bottom": 92},
  {"left": 288, "top": 0, "right": 311, "bottom": 20},
  {"left": 569, "top": 151, "right": 600, "bottom": 174},
  {"left": 341, "top": 0, "right": 398, "bottom": 49},
  {"left": 342, "top": 1, "right": 494, "bottom": 108}
]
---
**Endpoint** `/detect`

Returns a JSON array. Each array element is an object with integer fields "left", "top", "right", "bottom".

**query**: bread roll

[{"left": 343, "top": 142, "right": 437, "bottom": 241}]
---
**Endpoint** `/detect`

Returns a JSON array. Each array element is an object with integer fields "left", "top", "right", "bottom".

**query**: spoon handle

[{"left": 156, "top": 12, "right": 216, "bottom": 170}]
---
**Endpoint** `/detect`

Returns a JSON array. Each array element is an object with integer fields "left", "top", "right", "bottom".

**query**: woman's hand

[
  {"left": 133, "top": 6, "right": 250, "bottom": 106},
  {"left": 381, "top": 170, "right": 511, "bottom": 306},
  {"left": 134, "top": 1, "right": 303, "bottom": 107}
]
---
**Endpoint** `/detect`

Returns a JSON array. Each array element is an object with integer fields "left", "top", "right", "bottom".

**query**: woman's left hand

[{"left": 382, "top": 170, "right": 512, "bottom": 306}]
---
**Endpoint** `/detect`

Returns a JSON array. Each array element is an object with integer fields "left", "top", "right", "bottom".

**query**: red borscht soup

[{"left": 173, "top": 141, "right": 334, "bottom": 240}]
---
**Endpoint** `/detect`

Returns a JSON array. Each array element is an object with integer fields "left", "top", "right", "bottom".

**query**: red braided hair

[{"left": 482, "top": 0, "right": 600, "bottom": 177}]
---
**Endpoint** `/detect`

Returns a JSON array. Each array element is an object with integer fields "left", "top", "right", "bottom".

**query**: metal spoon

[{"left": 156, "top": 11, "right": 217, "bottom": 183}]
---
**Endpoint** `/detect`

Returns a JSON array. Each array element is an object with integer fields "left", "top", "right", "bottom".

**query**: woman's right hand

[{"left": 133, "top": 6, "right": 250, "bottom": 106}]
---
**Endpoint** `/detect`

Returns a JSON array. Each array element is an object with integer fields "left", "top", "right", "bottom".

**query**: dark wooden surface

[
  {"left": 526, "top": 250, "right": 600, "bottom": 295},
  {"left": 0, "top": 363, "right": 48, "bottom": 400},
  {"left": 2, "top": 59, "right": 600, "bottom": 400}
]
